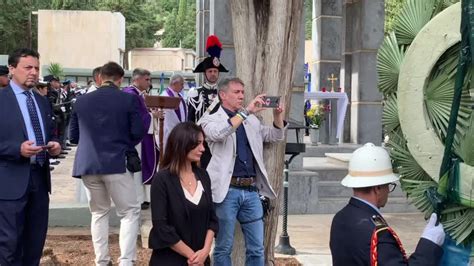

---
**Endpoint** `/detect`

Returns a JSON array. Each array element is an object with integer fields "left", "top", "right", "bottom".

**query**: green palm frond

[
  {"left": 386, "top": 131, "right": 432, "bottom": 182},
  {"left": 47, "top": 63, "right": 64, "bottom": 79},
  {"left": 377, "top": 33, "right": 405, "bottom": 94},
  {"left": 442, "top": 207, "right": 474, "bottom": 244},
  {"left": 400, "top": 179, "right": 437, "bottom": 213},
  {"left": 457, "top": 95, "right": 474, "bottom": 166},
  {"left": 394, "top": 0, "right": 436, "bottom": 45},
  {"left": 382, "top": 94, "right": 400, "bottom": 132},
  {"left": 424, "top": 44, "right": 474, "bottom": 162}
]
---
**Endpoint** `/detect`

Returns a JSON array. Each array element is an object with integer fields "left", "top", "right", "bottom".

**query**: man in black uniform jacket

[
  {"left": 330, "top": 143, "right": 445, "bottom": 266},
  {"left": 187, "top": 35, "right": 228, "bottom": 168}
]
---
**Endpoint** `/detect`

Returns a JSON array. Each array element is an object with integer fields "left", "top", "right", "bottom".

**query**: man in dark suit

[
  {"left": 0, "top": 48, "right": 61, "bottom": 265},
  {"left": 69, "top": 61, "right": 144, "bottom": 266},
  {"left": 330, "top": 143, "right": 445, "bottom": 266}
]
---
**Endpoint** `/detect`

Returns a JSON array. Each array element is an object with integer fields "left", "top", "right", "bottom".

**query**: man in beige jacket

[{"left": 200, "top": 77, "right": 287, "bottom": 266}]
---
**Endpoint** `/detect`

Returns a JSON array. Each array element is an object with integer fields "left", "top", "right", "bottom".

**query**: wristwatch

[{"left": 238, "top": 108, "right": 250, "bottom": 116}]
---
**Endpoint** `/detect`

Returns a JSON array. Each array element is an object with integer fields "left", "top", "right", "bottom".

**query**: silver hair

[
  {"left": 132, "top": 68, "right": 151, "bottom": 80},
  {"left": 218, "top": 77, "right": 244, "bottom": 92},
  {"left": 169, "top": 73, "right": 184, "bottom": 85}
]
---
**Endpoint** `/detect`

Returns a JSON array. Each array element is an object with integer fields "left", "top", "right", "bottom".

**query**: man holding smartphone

[
  {"left": 200, "top": 77, "right": 287, "bottom": 265},
  {"left": 0, "top": 48, "right": 61, "bottom": 265}
]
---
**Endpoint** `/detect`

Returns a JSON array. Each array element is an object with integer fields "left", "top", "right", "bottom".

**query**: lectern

[{"left": 144, "top": 95, "right": 181, "bottom": 165}]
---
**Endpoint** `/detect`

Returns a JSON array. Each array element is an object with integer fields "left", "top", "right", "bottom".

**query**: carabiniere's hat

[
  {"left": 0, "top": 65, "right": 9, "bottom": 76},
  {"left": 43, "top": 74, "right": 60, "bottom": 83},
  {"left": 37, "top": 77, "right": 47, "bottom": 86},
  {"left": 341, "top": 143, "right": 399, "bottom": 188},
  {"left": 193, "top": 35, "right": 228, "bottom": 73}
]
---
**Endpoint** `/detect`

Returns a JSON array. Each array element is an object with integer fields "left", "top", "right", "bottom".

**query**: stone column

[
  {"left": 346, "top": 0, "right": 384, "bottom": 144},
  {"left": 311, "top": 0, "right": 343, "bottom": 92},
  {"left": 341, "top": 1, "right": 353, "bottom": 143},
  {"left": 312, "top": 0, "right": 343, "bottom": 144}
]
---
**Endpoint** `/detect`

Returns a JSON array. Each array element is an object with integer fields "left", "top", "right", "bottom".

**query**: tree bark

[{"left": 229, "top": 1, "right": 304, "bottom": 265}]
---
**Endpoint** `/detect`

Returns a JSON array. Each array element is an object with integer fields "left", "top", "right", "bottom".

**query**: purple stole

[
  {"left": 166, "top": 88, "right": 187, "bottom": 122},
  {"left": 123, "top": 86, "right": 158, "bottom": 184}
]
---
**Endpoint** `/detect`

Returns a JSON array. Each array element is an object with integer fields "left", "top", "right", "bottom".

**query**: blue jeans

[{"left": 213, "top": 187, "right": 264, "bottom": 266}]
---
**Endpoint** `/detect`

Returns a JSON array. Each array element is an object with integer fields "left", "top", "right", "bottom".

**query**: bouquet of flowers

[{"left": 306, "top": 104, "right": 326, "bottom": 129}]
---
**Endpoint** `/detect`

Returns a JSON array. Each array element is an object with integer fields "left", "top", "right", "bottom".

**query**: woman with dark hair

[{"left": 148, "top": 122, "right": 218, "bottom": 265}]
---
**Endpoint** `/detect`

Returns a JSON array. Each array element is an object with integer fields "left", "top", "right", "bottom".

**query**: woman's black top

[{"left": 149, "top": 166, "right": 218, "bottom": 266}]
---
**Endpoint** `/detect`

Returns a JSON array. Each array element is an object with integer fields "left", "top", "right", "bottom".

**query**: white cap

[{"left": 341, "top": 143, "right": 399, "bottom": 188}]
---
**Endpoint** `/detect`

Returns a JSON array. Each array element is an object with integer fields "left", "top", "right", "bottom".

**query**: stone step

[
  {"left": 302, "top": 157, "right": 348, "bottom": 181},
  {"left": 303, "top": 157, "right": 348, "bottom": 170},
  {"left": 48, "top": 203, "right": 126, "bottom": 227},
  {"left": 285, "top": 171, "right": 417, "bottom": 214},
  {"left": 317, "top": 181, "right": 406, "bottom": 198},
  {"left": 325, "top": 152, "right": 351, "bottom": 166},
  {"left": 301, "top": 144, "right": 361, "bottom": 158}
]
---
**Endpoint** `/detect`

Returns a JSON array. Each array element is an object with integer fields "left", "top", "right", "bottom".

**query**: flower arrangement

[{"left": 306, "top": 104, "right": 326, "bottom": 128}]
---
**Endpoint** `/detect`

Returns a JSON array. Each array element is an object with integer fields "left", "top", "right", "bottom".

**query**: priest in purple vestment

[
  {"left": 158, "top": 74, "right": 187, "bottom": 153},
  {"left": 123, "top": 68, "right": 159, "bottom": 210}
]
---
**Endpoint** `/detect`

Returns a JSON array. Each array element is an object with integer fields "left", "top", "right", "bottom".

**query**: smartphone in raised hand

[{"left": 262, "top": 96, "right": 280, "bottom": 108}]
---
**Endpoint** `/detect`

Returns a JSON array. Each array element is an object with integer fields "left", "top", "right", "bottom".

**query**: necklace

[
  {"left": 180, "top": 172, "right": 195, "bottom": 187},
  {"left": 180, "top": 179, "right": 193, "bottom": 186}
]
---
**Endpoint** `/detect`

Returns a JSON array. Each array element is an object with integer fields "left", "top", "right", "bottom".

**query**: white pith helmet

[{"left": 341, "top": 143, "right": 399, "bottom": 188}]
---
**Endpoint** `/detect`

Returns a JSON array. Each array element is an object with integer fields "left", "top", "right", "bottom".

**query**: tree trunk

[{"left": 229, "top": 1, "right": 304, "bottom": 265}]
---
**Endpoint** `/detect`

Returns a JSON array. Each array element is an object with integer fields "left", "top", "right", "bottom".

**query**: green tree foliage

[
  {"left": 304, "top": 0, "right": 312, "bottom": 40},
  {"left": 160, "top": 0, "right": 196, "bottom": 48},
  {"left": 0, "top": 1, "right": 37, "bottom": 52}
]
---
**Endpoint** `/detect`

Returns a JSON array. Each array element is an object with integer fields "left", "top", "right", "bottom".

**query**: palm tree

[{"left": 47, "top": 62, "right": 64, "bottom": 80}]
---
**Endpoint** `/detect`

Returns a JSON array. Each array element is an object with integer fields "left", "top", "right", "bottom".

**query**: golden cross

[{"left": 327, "top": 73, "right": 338, "bottom": 92}]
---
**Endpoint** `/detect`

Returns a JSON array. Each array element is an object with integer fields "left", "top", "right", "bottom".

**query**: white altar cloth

[{"left": 304, "top": 91, "right": 349, "bottom": 140}]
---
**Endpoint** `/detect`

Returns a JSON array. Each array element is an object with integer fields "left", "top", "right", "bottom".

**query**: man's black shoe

[
  {"left": 50, "top": 161, "right": 60, "bottom": 165},
  {"left": 49, "top": 166, "right": 55, "bottom": 171},
  {"left": 141, "top": 202, "right": 150, "bottom": 210},
  {"left": 60, "top": 151, "right": 68, "bottom": 155},
  {"left": 55, "top": 155, "right": 66, "bottom": 159}
]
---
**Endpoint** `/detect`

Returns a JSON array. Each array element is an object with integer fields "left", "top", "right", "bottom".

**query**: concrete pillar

[
  {"left": 311, "top": 0, "right": 343, "bottom": 144},
  {"left": 346, "top": 0, "right": 384, "bottom": 144},
  {"left": 341, "top": 1, "right": 352, "bottom": 143},
  {"left": 311, "top": 0, "right": 343, "bottom": 92}
]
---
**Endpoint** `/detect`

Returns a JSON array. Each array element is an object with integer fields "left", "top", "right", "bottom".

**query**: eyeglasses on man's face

[{"left": 388, "top": 182, "right": 397, "bottom": 193}]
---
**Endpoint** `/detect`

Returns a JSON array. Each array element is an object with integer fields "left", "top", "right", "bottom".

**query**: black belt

[{"left": 230, "top": 176, "right": 255, "bottom": 187}]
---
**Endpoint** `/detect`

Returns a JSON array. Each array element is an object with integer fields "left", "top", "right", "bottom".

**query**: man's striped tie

[{"left": 24, "top": 91, "right": 46, "bottom": 165}]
